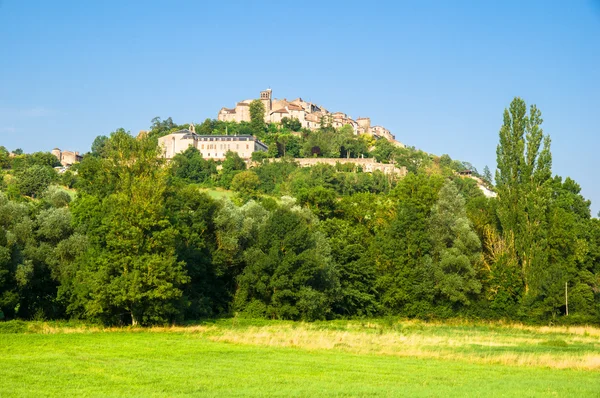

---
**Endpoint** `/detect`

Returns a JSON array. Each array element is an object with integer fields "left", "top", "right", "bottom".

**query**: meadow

[{"left": 1, "top": 319, "right": 599, "bottom": 397}]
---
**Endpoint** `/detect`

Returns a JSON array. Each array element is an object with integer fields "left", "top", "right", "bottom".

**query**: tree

[
  {"left": 219, "top": 150, "right": 247, "bottom": 189},
  {"left": 15, "top": 165, "right": 57, "bottom": 198},
  {"left": 69, "top": 131, "right": 189, "bottom": 325},
  {"left": 166, "top": 187, "right": 220, "bottom": 318},
  {"left": 42, "top": 185, "right": 72, "bottom": 208},
  {"left": 428, "top": 181, "right": 482, "bottom": 306},
  {"left": 495, "top": 97, "right": 552, "bottom": 298},
  {"left": 296, "top": 186, "right": 337, "bottom": 220},
  {"left": 373, "top": 174, "right": 444, "bottom": 316},
  {"left": 25, "top": 152, "right": 61, "bottom": 169},
  {"left": 148, "top": 117, "right": 178, "bottom": 138},
  {"left": 249, "top": 100, "right": 266, "bottom": 136},
  {"left": 234, "top": 203, "right": 338, "bottom": 320},
  {"left": 320, "top": 218, "right": 378, "bottom": 316},
  {"left": 372, "top": 139, "right": 396, "bottom": 163},
  {"left": 0, "top": 146, "right": 9, "bottom": 169},
  {"left": 281, "top": 117, "right": 302, "bottom": 131},
  {"left": 231, "top": 170, "right": 260, "bottom": 201},
  {"left": 91, "top": 135, "right": 109, "bottom": 157},
  {"left": 170, "top": 146, "right": 217, "bottom": 184},
  {"left": 482, "top": 165, "right": 493, "bottom": 185}
]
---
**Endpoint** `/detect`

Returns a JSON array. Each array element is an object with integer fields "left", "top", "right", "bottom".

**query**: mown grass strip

[{"left": 1, "top": 332, "right": 600, "bottom": 397}]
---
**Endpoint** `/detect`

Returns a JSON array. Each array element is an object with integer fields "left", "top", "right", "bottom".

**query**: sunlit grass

[
  {"left": 3, "top": 318, "right": 600, "bottom": 372},
  {"left": 198, "top": 187, "right": 235, "bottom": 200},
  {"left": 2, "top": 325, "right": 600, "bottom": 397}
]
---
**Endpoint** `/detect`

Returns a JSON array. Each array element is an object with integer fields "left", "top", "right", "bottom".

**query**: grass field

[
  {"left": 199, "top": 187, "right": 235, "bottom": 201},
  {"left": 1, "top": 319, "right": 599, "bottom": 397}
]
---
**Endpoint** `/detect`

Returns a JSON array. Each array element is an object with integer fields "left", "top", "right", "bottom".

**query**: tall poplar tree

[
  {"left": 495, "top": 97, "right": 552, "bottom": 297},
  {"left": 249, "top": 100, "right": 266, "bottom": 136}
]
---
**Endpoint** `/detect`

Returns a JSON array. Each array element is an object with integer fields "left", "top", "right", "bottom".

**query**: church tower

[{"left": 260, "top": 89, "right": 272, "bottom": 113}]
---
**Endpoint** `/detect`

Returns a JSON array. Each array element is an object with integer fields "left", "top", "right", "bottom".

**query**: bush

[{"left": 42, "top": 185, "right": 72, "bottom": 208}]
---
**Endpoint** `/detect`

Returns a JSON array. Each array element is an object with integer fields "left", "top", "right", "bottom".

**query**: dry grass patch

[{"left": 4, "top": 318, "right": 599, "bottom": 370}]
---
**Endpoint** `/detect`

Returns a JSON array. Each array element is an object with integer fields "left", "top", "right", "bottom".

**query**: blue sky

[{"left": 1, "top": 0, "right": 599, "bottom": 212}]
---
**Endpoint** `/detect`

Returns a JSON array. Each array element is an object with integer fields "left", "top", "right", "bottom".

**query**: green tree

[
  {"left": 231, "top": 170, "right": 260, "bottom": 201},
  {"left": 0, "top": 146, "right": 10, "bottom": 169},
  {"left": 249, "top": 100, "right": 266, "bottom": 136},
  {"left": 219, "top": 150, "right": 247, "bottom": 189},
  {"left": 42, "top": 185, "right": 72, "bottom": 208},
  {"left": 234, "top": 203, "right": 338, "bottom": 320},
  {"left": 170, "top": 146, "right": 217, "bottom": 184},
  {"left": 482, "top": 165, "right": 493, "bottom": 184},
  {"left": 373, "top": 174, "right": 444, "bottom": 316},
  {"left": 320, "top": 218, "right": 378, "bottom": 316},
  {"left": 428, "top": 181, "right": 482, "bottom": 306},
  {"left": 296, "top": 186, "right": 337, "bottom": 220},
  {"left": 166, "top": 187, "right": 220, "bottom": 318},
  {"left": 91, "top": 135, "right": 109, "bottom": 157},
  {"left": 281, "top": 117, "right": 302, "bottom": 131},
  {"left": 15, "top": 165, "right": 57, "bottom": 198},
  {"left": 495, "top": 97, "right": 552, "bottom": 298},
  {"left": 69, "top": 131, "right": 189, "bottom": 325}
]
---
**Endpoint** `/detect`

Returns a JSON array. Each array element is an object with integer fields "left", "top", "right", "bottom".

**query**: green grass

[
  {"left": 1, "top": 319, "right": 599, "bottom": 397},
  {"left": 199, "top": 187, "right": 235, "bottom": 200}
]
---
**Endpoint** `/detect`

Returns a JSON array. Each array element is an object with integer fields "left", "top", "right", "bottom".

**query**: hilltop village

[
  {"left": 218, "top": 89, "right": 405, "bottom": 148},
  {"left": 48, "top": 89, "right": 494, "bottom": 192}
]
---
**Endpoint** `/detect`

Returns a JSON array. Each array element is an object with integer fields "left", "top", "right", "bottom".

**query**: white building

[{"left": 158, "top": 125, "right": 268, "bottom": 160}]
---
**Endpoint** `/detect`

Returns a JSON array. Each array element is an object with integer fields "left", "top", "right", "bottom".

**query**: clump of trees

[{"left": 0, "top": 97, "right": 598, "bottom": 325}]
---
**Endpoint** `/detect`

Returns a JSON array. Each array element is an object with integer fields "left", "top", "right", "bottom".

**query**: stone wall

[{"left": 265, "top": 157, "right": 407, "bottom": 176}]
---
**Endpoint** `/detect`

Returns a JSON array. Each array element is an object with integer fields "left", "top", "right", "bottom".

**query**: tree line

[{"left": 0, "top": 97, "right": 598, "bottom": 325}]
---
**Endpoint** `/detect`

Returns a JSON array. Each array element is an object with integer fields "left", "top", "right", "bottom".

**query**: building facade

[
  {"left": 51, "top": 148, "right": 83, "bottom": 166},
  {"left": 158, "top": 125, "right": 268, "bottom": 160}
]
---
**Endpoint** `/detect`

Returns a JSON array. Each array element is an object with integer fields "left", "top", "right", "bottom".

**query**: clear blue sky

[{"left": 1, "top": 1, "right": 599, "bottom": 212}]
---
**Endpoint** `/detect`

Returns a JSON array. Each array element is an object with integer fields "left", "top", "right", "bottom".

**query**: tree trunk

[{"left": 131, "top": 312, "right": 138, "bottom": 326}]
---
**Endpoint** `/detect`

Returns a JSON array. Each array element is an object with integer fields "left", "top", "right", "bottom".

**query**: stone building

[
  {"left": 51, "top": 148, "right": 83, "bottom": 166},
  {"left": 158, "top": 124, "right": 268, "bottom": 160},
  {"left": 217, "top": 89, "right": 405, "bottom": 146}
]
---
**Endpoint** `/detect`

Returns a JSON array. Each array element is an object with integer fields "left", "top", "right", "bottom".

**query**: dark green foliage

[
  {"left": 373, "top": 200, "right": 434, "bottom": 316},
  {"left": 166, "top": 187, "right": 219, "bottom": 318},
  {"left": 281, "top": 117, "right": 302, "bottom": 131},
  {"left": 16, "top": 165, "right": 57, "bottom": 198},
  {"left": 252, "top": 159, "right": 298, "bottom": 194},
  {"left": 0, "top": 146, "right": 10, "bottom": 169},
  {"left": 68, "top": 130, "right": 190, "bottom": 325},
  {"left": 249, "top": 100, "right": 266, "bottom": 136},
  {"left": 296, "top": 186, "right": 337, "bottom": 219},
  {"left": 428, "top": 181, "right": 482, "bottom": 306},
  {"left": 170, "top": 146, "right": 217, "bottom": 184},
  {"left": 234, "top": 203, "right": 338, "bottom": 321},
  {"left": 219, "top": 150, "right": 247, "bottom": 189},
  {"left": 231, "top": 171, "right": 260, "bottom": 202},
  {"left": 320, "top": 218, "right": 378, "bottom": 316},
  {"left": 90, "top": 135, "right": 109, "bottom": 158}
]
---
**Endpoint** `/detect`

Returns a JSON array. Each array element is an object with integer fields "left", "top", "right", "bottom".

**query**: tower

[
  {"left": 357, "top": 117, "right": 371, "bottom": 134},
  {"left": 260, "top": 89, "right": 272, "bottom": 113},
  {"left": 51, "top": 148, "right": 61, "bottom": 163}
]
